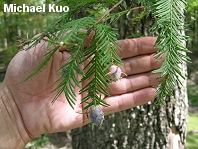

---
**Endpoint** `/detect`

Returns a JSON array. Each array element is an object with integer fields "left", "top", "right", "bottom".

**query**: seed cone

[{"left": 89, "top": 105, "right": 104, "bottom": 126}]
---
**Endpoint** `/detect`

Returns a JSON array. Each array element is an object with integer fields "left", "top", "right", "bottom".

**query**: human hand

[{"left": 0, "top": 36, "right": 163, "bottom": 148}]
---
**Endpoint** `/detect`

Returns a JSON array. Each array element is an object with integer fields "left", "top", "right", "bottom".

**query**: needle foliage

[
  {"left": 21, "top": 0, "right": 191, "bottom": 110},
  {"left": 149, "top": 0, "right": 191, "bottom": 105}
]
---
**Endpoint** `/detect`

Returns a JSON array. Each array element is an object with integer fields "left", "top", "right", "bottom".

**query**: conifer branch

[
  {"left": 95, "top": 0, "right": 124, "bottom": 24},
  {"left": 21, "top": 0, "right": 191, "bottom": 112},
  {"left": 150, "top": 0, "right": 191, "bottom": 105}
]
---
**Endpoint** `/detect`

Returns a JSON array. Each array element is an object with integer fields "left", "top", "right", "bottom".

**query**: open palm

[{"left": 3, "top": 36, "right": 162, "bottom": 139}]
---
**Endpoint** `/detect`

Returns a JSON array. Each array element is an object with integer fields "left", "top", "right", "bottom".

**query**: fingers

[
  {"left": 117, "top": 37, "right": 157, "bottom": 59},
  {"left": 105, "top": 52, "right": 164, "bottom": 95},
  {"left": 107, "top": 72, "right": 159, "bottom": 95},
  {"left": 103, "top": 87, "right": 156, "bottom": 114},
  {"left": 121, "top": 53, "right": 165, "bottom": 75}
]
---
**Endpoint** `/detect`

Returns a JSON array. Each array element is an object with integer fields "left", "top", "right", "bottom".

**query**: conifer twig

[{"left": 95, "top": 0, "right": 124, "bottom": 24}]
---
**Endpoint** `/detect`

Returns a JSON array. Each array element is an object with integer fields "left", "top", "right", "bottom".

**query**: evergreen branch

[
  {"left": 20, "top": 0, "right": 192, "bottom": 111},
  {"left": 21, "top": 1, "right": 140, "bottom": 111},
  {"left": 151, "top": 0, "right": 191, "bottom": 105},
  {"left": 50, "top": 18, "right": 96, "bottom": 106},
  {"left": 23, "top": 17, "right": 96, "bottom": 107},
  {"left": 104, "top": 6, "right": 145, "bottom": 24},
  {"left": 80, "top": 23, "right": 122, "bottom": 109},
  {"left": 137, "top": 0, "right": 155, "bottom": 16},
  {"left": 51, "top": 46, "right": 83, "bottom": 108},
  {"left": 95, "top": 0, "right": 125, "bottom": 24},
  {"left": 56, "top": 0, "right": 118, "bottom": 24}
]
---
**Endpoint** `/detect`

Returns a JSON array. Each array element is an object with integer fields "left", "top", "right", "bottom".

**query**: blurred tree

[
  {"left": 186, "top": 0, "right": 198, "bottom": 78},
  {"left": 0, "top": 0, "right": 58, "bottom": 82},
  {"left": 186, "top": 0, "right": 198, "bottom": 52},
  {"left": 0, "top": 0, "right": 57, "bottom": 65}
]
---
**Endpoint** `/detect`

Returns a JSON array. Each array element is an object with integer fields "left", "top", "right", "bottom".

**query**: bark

[{"left": 71, "top": 1, "right": 188, "bottom": 149}]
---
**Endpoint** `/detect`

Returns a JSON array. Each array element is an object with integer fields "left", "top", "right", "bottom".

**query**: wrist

[{"left": 0, "top": 82, "right": 31, "bottom": 149}]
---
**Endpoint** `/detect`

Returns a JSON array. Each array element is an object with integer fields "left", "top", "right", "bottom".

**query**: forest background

[{"left": 0, "top": 0, "right": 198, "bottom": 148}]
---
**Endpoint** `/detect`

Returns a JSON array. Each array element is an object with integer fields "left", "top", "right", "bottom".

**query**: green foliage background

[{"left": 0, "top": 0, "right": 58, "bottom": 65}]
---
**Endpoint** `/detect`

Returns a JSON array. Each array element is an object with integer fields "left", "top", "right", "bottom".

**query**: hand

[{"left": 0, "top": 36, "right": 163, "bottom": 147}]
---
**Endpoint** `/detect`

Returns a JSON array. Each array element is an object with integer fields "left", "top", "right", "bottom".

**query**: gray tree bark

[{"left": 71, "top": 1, "right": 188, "bottom": 149}]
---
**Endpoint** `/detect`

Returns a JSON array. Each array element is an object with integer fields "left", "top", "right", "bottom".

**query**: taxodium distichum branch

[{"left": 20, "top": 0, "right": 190, "bottom": 128}]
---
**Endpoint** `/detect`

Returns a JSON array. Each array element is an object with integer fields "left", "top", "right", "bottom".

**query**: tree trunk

[{"left": 71, "top": 1, "right": 188, "bottom": 149}]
